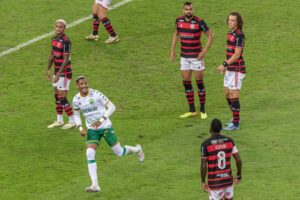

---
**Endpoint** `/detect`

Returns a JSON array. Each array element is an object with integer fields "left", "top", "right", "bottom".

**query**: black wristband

[{"left": 223, "top": 61, "right": 229, "bottom": 67}]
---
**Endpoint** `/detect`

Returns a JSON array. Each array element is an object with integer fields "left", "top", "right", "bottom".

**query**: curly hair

[{"left": 227, "top": 11, "right": 244, "bottom": 30}]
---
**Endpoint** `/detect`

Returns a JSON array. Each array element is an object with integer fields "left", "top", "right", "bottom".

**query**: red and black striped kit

[
  {"left": 51, "top": 34, "right": 72, "bottom": 79},
  {"left": 226, "top": 29, "right": 246, "bottom": 73},
  {"left": 201, "top": 135, "right": 237, "bottom": 190},
  {"left": 175, "top": 16, "right": 210, "bottom": 58}
]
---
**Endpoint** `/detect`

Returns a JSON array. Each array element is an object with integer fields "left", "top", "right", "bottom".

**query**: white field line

[{"left": 0, "top": 0, "right": 132, "bottom": 58}]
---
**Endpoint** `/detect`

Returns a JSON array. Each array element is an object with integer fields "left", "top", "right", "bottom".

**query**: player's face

[
  {"left": 228, "top": 15, "right": 238, "bottom": 30},
  {"left": 183, "top": 5, "right": 193, "bottom": 19},
  {"left": 55, "top": 22, "right": 65, "bottom": 36},
  {"left": 77, "top": 79, "right": 89, "bottom": 95}
]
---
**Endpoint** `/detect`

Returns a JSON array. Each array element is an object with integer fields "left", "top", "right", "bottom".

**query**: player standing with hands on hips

[{"left": 73, "top": 76, "right": 144, "bottom": 192}]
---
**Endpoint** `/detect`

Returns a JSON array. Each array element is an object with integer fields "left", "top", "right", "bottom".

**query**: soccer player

[
  {"left": 73, "top": 76, "right": 144, "bottom": 192},
  {"left": 217, "top": 12, "right": 246, "bottom": 131},
  {"left": 85, "top": 0, "right": 119, "bottom": 44},
  {"left": 46, "top": 19, "right": 75, "bottom": 129},
  {"left": 170, "top": 1, "right": 213, "bottom": 119},
  {"left": 201, "top": 119, "right": 242, "bottom": 200}
]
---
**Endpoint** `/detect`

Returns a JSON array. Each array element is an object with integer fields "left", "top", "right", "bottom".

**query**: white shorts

[
  {"left": 95, "top": 0, "right": 112, "bottom": 9},
  {"left": 52, "top": 76, "right": 71, "bottom": 91},
  {"left": 224, "top": 71, "right": 246, "bottom": 90},
  {"left": 180, "top": 57, "right": 205, "bottom": 71},
  {"left": 209, "top": 185, "right": 234, "bottom": 200}
]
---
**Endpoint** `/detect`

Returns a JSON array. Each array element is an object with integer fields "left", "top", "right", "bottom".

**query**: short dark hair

[
  {"left": 183, "top": 1, "right": 192, "bottom": 7},
  {"left": 227, "top": 11, "right": 244, "bottom": 30},
  {"left": 76, "top": 75, "right": 87, "bottom": 84},
  {"left": 210, "top": 119, "right": 222, "bottom": 133}
]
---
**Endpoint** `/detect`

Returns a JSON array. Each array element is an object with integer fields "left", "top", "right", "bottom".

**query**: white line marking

[{"left": 0, "top": 0, "right": 132, "bottom": 58}]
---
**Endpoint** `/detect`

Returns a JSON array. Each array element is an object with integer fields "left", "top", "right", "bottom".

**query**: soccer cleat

[
  {"left": 179, "top": 112, "right": 198, "bottom": 118},
  {"left": 200, "top": 112, "right": 208, "bottom": 119},
  {"left": 105, "top": 35, "right": 119, "bottom": 44},
  {"left": 136, "top": 144, "right": 144, "bottom": 163},
  {"left": 225, "top": 119, "right": 241, "bottom": 127},
  {"left": 85, "top": 185, "right": 101, "bottom": 192},
  {"left": 61, "top": 123, "right": 76, "bottom": 129},
  {"left": 223, "top": 122, "right": 240, "bottom": 131},
  {"left": 47, "top": 121, "right": 64, "bottom": 128},
  {"left": 85, "top": 34, "right": 99, "bottom": 41}
]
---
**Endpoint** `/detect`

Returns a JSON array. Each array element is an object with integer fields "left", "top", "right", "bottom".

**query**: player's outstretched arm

[{"left": 233, "top": 152, "right": 242, "bottom": 184}]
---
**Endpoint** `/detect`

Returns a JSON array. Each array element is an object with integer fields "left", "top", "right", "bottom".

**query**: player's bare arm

[
  {"left": 217, "top": 47, "right": 242, "bottom": 73},
  {"left": 197, "top": 30, "right": 213, "bottom": 61},
  {"left": 201, "top": 158, "right": 208, "bottom": 192},
  {"left": 233, "top": 152, "right": 242, "bottom": 184},
  {"left": 170, "top": 31, "right": 179, "bottom": 62},
  {"left": 46, "top": 52, "right": 54, "bottom": 80},
  {"left": 52, "top": 54, "right": 70, "bottom": 83}
]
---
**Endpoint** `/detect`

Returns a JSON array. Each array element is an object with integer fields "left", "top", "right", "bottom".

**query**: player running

[
  {"left": 201, "top": 119, "right": 242, "bottom": 200},
  {"left": 73, "top": 76, "right": 144, "bottom": 192},
  {"left": 170, "top": 1, "right": 213, "bottom": 119},
  {"left": 46, "top": 19, "right": 75, "bottom": 129},
  {"left": 217, "top": 12, "right": 246, "bottom": 131},
  {"left": 85, "top": 0, "right": 119, "bottom": 44}
]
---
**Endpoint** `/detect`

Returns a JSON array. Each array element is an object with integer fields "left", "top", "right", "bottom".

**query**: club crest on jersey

[
  {"left": 190, "top": 24, "right": 195, "bottom": 29},
  {"left": 89, "top": 99, "right": 95, "bottom": 104}
]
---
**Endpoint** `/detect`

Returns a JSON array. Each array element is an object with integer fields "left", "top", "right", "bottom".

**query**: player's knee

[
  {"left": 112, "top": 145, "right": 123, "bottom": 157},
  {"left": 98, "top": 14, "right": 106, "bottom": 20},
  {"left": 86, "top": 148, "right": 96, "bottom": 160}
]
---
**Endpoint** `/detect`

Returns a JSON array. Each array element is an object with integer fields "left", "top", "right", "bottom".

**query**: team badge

[
  {"left": 190, "top": 24, "right": 195, "bottom": 29},
  {"left": 89, "top": 99, "right": 94, "bottom": 104}
]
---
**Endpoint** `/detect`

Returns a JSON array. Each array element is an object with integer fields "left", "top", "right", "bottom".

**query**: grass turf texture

[{"left": 0, "top": 0, "right": 300, "bottom": 199}]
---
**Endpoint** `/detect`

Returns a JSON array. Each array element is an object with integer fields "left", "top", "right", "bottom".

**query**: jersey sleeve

[
  {"left": 230, "top": 139, "right": 239, "bottom": 154},
  {"left": 232, "top": 146, "right": 238, "bottom": 154},
  {"left": 201, "top": 143, "right": 208, "bottom": 159},
  {"left": 63, "top": 39, "right": 71, "bottom": 54},
  {"left": 95, "top": 90, "right": 110, "bottom": 106},
  {"left": 199, "top": 20, "right": 210, "bottom": 33},
  {"left": 235, "top": 33, "right": 245, "bottom": 48},
  {"left": 72, "top": 96, "right": 80, "bottom": 110}
]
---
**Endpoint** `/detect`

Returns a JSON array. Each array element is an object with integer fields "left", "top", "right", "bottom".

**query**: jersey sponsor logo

[
  {"left": 215, "top": 144, "right": 227, "bottom": 150},
  {"left": 216, "top": 172, "right": 230, "bottom": 178},
  {"left": 180, "top": 33, "right": 195, "bottom": 39},
  {"left": 82, "top": 106, "right": 97, "bottom": 114},
  {"left": 190, "top": 24, "right": 195, "bottom": 29}
]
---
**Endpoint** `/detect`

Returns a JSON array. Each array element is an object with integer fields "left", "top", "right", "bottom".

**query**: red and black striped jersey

[
  {"left": 201, "top": 135, "right": 238, "bottom": 190},
  {"left": 51, "top": 34, "right": 72, "bottom": 79},
  {"left": 175, "top": 15, "right": 210, "bottom": 58},
  {"left": 226, "top": 29, "right": 246, "bottom": 73}
]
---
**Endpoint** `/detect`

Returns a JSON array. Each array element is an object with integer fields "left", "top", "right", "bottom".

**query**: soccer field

[{"left": 0, "top": 0, "right": 300, "bottom": 199}]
